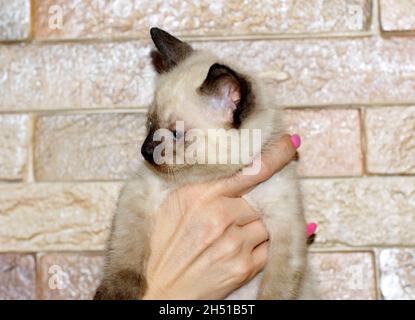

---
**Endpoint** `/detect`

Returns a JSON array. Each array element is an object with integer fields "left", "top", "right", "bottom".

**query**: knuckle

[
  {"left": 233, "top": 259, "right": 254, "bottom": 283},
  {"left": 199, "top": 213, "right": 227, "bottom": 244},
  {"left": 222, "top": 237, "right": 240, "bottom": 255},
  {"left": 207, "top": 211, "right": 228, "bottom": 232},
  {"left": 259, "top": 158, "right": 273, "bottom": 180},
  {"left": 256, "top": 253, "right": 267, "bottom": 269}
]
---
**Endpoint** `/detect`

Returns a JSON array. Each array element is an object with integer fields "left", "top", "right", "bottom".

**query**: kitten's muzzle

[
  {"left": 141, "top": 132, "right": 159, "bottom": 164},
  {"left": 141, "top": 143, "right": 154, "bottom": 164}
]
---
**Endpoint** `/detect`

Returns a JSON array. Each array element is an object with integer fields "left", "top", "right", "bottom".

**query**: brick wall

[{"left": 0, "top": 0, "right": 414, "bottom": 300}]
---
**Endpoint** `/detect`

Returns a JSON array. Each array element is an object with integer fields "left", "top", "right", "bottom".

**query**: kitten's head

[{"left": 141, "top": 28, "right": 280, "bottom": 178}]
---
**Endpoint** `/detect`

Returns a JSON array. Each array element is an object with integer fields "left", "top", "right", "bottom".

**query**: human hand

[{"left": 143, "top": 135, "right": 300, "bottom": 299}]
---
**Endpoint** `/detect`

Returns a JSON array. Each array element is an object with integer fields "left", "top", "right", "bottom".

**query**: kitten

[{"left": 94, "top": 28, "right": 315, "bottom": 300}]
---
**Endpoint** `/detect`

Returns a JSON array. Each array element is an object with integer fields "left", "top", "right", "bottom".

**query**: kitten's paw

[{"left": 94, "top": 269, "right": 146, "bottom": 300}]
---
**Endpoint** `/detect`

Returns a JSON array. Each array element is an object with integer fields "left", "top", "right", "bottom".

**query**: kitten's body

[{"left": 95, "top": 28, "right": 315, "bottom": 300}]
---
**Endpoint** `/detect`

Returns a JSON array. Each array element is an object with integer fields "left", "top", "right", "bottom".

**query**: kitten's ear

[
  {"left": 199, "top": 63, "right": 251, "bottom": 127},
  {"left": 150, "top": 27, "right": 193, "bottom": 73}
]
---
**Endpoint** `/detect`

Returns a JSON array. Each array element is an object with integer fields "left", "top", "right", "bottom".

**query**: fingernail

[
  {"left": 307, "top": 223, "right": 317, "bottom": 237},
  {"left": 290, "top": 134, "right": 301, "bottom": 149}
]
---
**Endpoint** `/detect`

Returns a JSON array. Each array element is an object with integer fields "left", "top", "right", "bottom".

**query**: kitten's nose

[{"left": 141, "top": 142, "right": 155, "bottom": 163}]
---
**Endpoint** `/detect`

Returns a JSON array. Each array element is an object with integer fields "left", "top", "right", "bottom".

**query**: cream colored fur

[{"left": 97, "top": 49, "right": 317, "bottom": 300}]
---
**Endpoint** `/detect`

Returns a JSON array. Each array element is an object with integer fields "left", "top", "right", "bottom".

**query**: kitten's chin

[
  {"left": 144, "top": 161, "right": 181, "bottom": 175},
  {"left": 170, "top": 163, "right": 246, "bottom": 183},
  {"left": 144, "top": 160, "right": 251, "bottom": 184}
]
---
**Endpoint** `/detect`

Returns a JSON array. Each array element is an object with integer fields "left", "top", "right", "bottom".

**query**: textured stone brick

[
  {"left": 0, "top": 254, "right": 36, "bottom": 300},
  {"left": 0, "top": 0, "right": 31, "bottom": 41},
  {"left": 0, "top": 42, "right": 154, "bottom": 111},
  {"left": 0, "top": 183, "right": 121, "bottom": 251},
  {"left": 310, "top": 252, "right": 376, "bottom": 299},
  {"left": 38, "top": 253, "right": 104, "bottom": 300},
  {"left": 365, "top": 107, "right": 415, "bottom": 174},
  {"left": 380, "top": 0, "right": 415, "bottom": 32},
  {"left": 285, "top": 109, "right": 362, "bottom": 177},
  {"left": 379, "top": 249, "right": 415, "bottom": 300},
  {"left": 34, "top": 0, "right": 371, "bottom": 40},
  {"left": 34, "top": 113, "right": 146, "bottom": 181},
  {"left": 2, "top": 37, "right": 415, "bottom": 111},
  {"left": 0, "top": 115, "right": 30, "bottom": 180},
  {"left": 302, "top": 178, "right": 415, "bottom": 247},
  {"left": 196, "top": 37, "right": 415, "bottom": 107}
]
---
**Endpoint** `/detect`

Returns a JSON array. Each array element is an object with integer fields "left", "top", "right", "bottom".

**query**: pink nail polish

[
  {"left": 290, "top": 134, "right": 301, "bottom": 149},
  {"left": 307, "top": 223, "right": 317, "bottom": 237}
]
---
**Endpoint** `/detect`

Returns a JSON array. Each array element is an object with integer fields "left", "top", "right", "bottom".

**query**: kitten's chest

[
  {"left": 224, "top": 187, "right": 282, "bottom": 300},
  {"left": 226, "top": 165, "right": 300, "bottom": 300}
]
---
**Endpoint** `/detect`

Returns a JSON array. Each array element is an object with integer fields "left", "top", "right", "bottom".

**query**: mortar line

[
  {"left": 1, "top": 103, "right": 414, "bottom": 116},
  {"left": 360, "top": 107, "right": 368, "bottom": 175},
  {"left": 373, "top": 249, "right": 383, "bottom": 300},
  {"left": 17, "top": 31, "right": 377, "bottom": 45},
  {"left": 373, "top": 0, "right": 382, "bottom": 35},
  {"left": 1, "top": 174, "right": 414, "bottom": 185},
  {"left": 24, "top": 115, "right": 36, "bottom": 183}
]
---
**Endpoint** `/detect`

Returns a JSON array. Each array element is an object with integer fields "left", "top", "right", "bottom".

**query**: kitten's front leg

[
  {"left": 256, "top": 218, "right": 307, "bottom": 300},
  {"left": 94, "top": 268, "right": 147, "bottom": 300},
  {"left": 94, "top": 212, "right": 150, "bottom": 300},
  {"left": 94, "top": 212, "right": 150, "bottom": 299},
  {"left": 94, "top": 183, "right": 153, "bottom": 300}
]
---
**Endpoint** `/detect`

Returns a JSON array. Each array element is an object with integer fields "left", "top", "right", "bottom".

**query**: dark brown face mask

[
  {"left": 144, "top": 27, "right": 193, "bottom": 165},
  {"left": 141, "top": 128, "right": 160, "bottom": 165}
]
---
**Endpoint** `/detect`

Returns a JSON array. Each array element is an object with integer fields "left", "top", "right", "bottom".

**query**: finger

[
  {"left": 221, "top": 198, "right": 261, "bottom": 226},
  {"left": 251, "top": 241, "right": 268, "bottom": 273},
  {"left": 201, "top": 197, "right": 260, "bottom": 231},
  {"left": 213, "top": 135, "right": 299, "bottom": 197},
  {"left": 240, "top": 220, "right": 269, "bottom": 249}
]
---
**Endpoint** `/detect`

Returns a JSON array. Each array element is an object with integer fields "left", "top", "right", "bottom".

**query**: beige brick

[
  {"left": 34, "top": 0, "right": 371, "bottom": 40},
  {"left": 35, "top": 113, "right": 146, "bottom": 181},
  {"left": 0, "top": 115, "right": 29, "bottom": 180},
  {"left": 365, "top": 107, "right": 415, "bottom": 174},
  {"left": 36, "top": 252, "right": 379, "bottom": 300},
  {"left": 2, "top": 37, "right": 415, "bottom": 111},
  {"left": 285, "top": 109, "right": 363, "bottom": 177},
  {"left": 38, "top": 253, "right": 104, "bottom": 300},
  {"left": 0, "top": 0, "right": 31, "bottom": 41},
  {"left": 380, "top": 0, "right": 415, "bottom": 32},
  {"left": 0, "top": 254, "right": 36, "bottom": 300},
  {"left": 0, "top": 42, "right": 153, "bottom": 111},
  {"left": 0, "top": 183, "right": 121, "bottom": 251},
  {"left": 302, "top": 178, "right": 415, "bottom": 247},
  {"left": 196, "top": 37, "right": 415, "bottom": 107},
  {"left": 379, "top": 249, "right": 415, "bottom": 300},
  {"left": 310, "top": 252, "right": 376, "bottom": 299}
]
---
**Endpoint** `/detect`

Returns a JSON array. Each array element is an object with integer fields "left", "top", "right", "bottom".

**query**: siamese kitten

[{"left": 94, "top": 28, "right": 315, "bottom": 300}]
